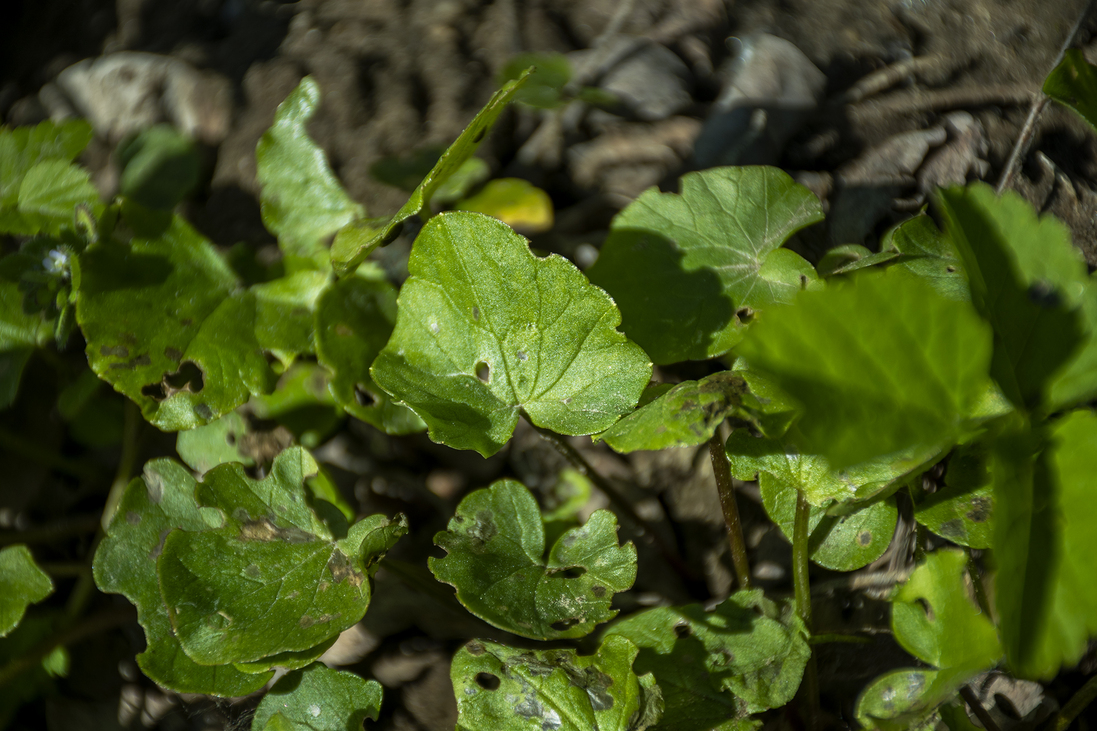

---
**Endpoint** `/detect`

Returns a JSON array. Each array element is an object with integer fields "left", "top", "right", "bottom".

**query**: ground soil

[{"left": 3, "top": 0, "right": 1097, "bottom": 729}]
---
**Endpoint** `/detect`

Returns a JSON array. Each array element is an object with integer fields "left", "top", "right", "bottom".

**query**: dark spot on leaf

[
  {"left": 516, "top": 350, "right": 528, "bottom": 361},
  {"left": 938, "top": 519, "right": 964, "bottom": 538},
  {"left": 736, "top": 307, "right": 754, "bottom": 324},
  {"left": 946, "top": 265, "right": 956, "bottom": 273},
  {"left": 472, "top": 127, "right": 486, "bottom": 143},
  {"left": 180, "top": 319, "right": 193, "bottom": 327},
  {"left": 471, "top": 306, "right": 480, "bottom": 321},
  {"left": 355, "top": 386, "right": 376, "bottom": 407},
  {"left": 101, "top": 345, "right": 129, "bottom": 357},
  {"left": 109, "top": 352, "right": 150, "bottom": 370},
  {"left": 551, "top": 618, "right": 581, "bottom": 631},
  {"left": 466, "top": 641, "right": 485, "bottom": 656},
  {"left": 327, "top": 550, "right": 364, "bottom": 587},
  {"left": 335, "top": 323, "right": 354, "bottom": 337},
  {"left": 475, "top": 672, "right": 500, "bottom": 690},
  {"left": 674, "top": 623, "right": 691, "bottom": 638},
  {"left": 226, "top": 431, "right": 236, "bottom": 446},
  {"left": 470, "top": 510, "right": 497, "bottom": 544},
  {"left": 475, "top": 361, "right": 490, "bottom": 382},
  {"left": 244, "top": 564, "right": 260, "bottom": 578},
  {"left": 591, "top": 585, "right": 606, "bottom": 598},
  {"left": 800, "top": 274, "right": 809, "bottom": 288},
  {"left": 915, "top": 597, "right": 935, "bottom": 622},
  {"left": 126, "top": 511, "right": 141, "bottom": 524},
  {"left": 857, "top": 530, "right": 872, "bottom": 546},
  {"left": 967, "top": 496, "right": 991, "bottom": 523},
  {"left": 194, "top": 403, "right": 213, "bottom": 420},
  {"left": 1027, "top": 280, "right": 1061, "bottom": 308},
  {"left": 164, "top": 346, "right": 183, "bottom": 362}
]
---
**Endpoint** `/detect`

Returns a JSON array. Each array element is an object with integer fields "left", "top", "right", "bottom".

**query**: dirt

[{"left": 3, "top": 0, "right": 1097, "bottom": 729}]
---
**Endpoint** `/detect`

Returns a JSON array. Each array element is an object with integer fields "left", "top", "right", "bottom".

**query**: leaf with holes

[
  {"left": 937, "top": 184, "right": 1096, "bottom": 412},
  {"left": 314, "top": 273, "right": 425, "bottom": 434},
  {"left": 913, "top": 444, "right": 993, "bottom": 549},
  {"left": 0, "top": 546, "right": 53, "bottom": 637},
  {"left": 93, "top": 459, "right": 273, "bottom": 696},
  {"left": 430, "top": 479, "right": 636, "bottom": 640},
  {"left": 452, "top": 635, "right": 662, "bottom": 731},
  {"left": 992, "top": 410, "right": 1097, "bottom": 679},
  {"left": 586, "top": 167, "right": 824, "bottom": 364},
  {"left": 371, "top": 212, "right": 651, "bottom": 457},
  {"left": 735, "top": 268, "right": 993, "bottom": 469},
  {"left": 251, "top": 662, "right": 383, "bottom": 731},
  {"left": 256, "top": 77, "right": 365, "bottom": 263},
  {"left": 603, "top": 590, "right": 809, "bottom": 723},
  {"left": 77, "top": 215, "right": 277, "bottom": 431},
  {"left": 157, "top": 448, "right": 408, "bottom": 666},
  {"left": 596, "top": 371, "right": 749, "bottom": 452},
  {"left": 855, "top": 550, "right": 1000, "bottom": 730},
  {"left": 330, "top": 69, "right": 532, "bottom": 276}
]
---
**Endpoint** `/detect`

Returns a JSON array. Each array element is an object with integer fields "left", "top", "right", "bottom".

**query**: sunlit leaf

[
  {"left": 587, "top": 167, "right": 824, "bottom": 364},
  {"left": 251, "top": 662, "right": 382, "bottom": 731},
  {"left": 176, "top": 411, "right": 255, "bottom": 474},
  {"left": 0, "top": 119, "right": 92, "bottom": 210},
  {"left": 7, "top": 159, "right": 102, "bottom": 236},
  {"left": 330, "top": 70, "right": 532, "bottom": 276},
  {"left": 454, "top": 178, "right": 554, "bottom": 234},
  {"left": 914, "top": 444, "right": 993, "bottom": 549},
  {"left": 880, "top": 215, "right": 968, "bottom": 301},
  {"left": 372, "top": 212, "right": 650, "bottom": 457},
  {"left": 430, "top": 479, "right": 636, "bottom": 640},
  {"left": 452, "top": 635, "right": 660, "bottom": 731}
]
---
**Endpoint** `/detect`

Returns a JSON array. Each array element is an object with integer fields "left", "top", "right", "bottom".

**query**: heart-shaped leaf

[
  {"left": 251, "top": 662, "right": 383, "bottom": 731},
  {"left": 372, "top": 211, "right": 651, "bottom": 456},
  {"left": 587, "top": 167, "right": 824, "bottom": 364},
  {"left": 451, "top": 635, "right": 661, "bottom": 731},
  {"left": 331, "top": 70, "right": 532, "bottom": 276},
  {"left": 0, "top": 546, "right": 54, "bottom": 637},
  {"left": 596, "top": 371, "right": 748, "bottom": 452},
  {"left": 430, "top": 479, "right": 636, "bottom": 640},
  {"left": 603, "top": 590, "right": 809, "bottom": 722},
  {"left": 256, "top": 77, "right": 365, "bottom": 262},
  {"left": 735, "top": 269, "right": 993, "bottom": 469}
]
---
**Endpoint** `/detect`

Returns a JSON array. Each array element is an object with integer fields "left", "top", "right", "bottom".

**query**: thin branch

[
  {"left": 708, "top": 432, "right": 751, "bottom": 590},
  {"left": 793, "top": 489, "right": 820, "bottom": 729},
  {"left": 996, "top": 0, "right": 1097, "bottom": 194},
  {"left": 960, "top": 684, "right": 1002, "bottom": 731},
  {"left": 1056, "top": 672, "right": 1097, "bottom": 731}
]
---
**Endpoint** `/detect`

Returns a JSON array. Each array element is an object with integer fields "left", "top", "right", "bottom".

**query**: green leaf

[
  {"left": 176, "top": 411, "right": 255, "bottom": 474},
  {"left": 93, "top": 459, "right": 272, "bottom": 695},
  {"left": 856, "top": 550, "right": 1001, "bottom": 730},
  {"left": 430, "top": 479, "right": 636, "bottom": 640},
  {"left": 118, "top": 125, "right": 200, "bottom": 210},
  {"left": 253, "top": 269, "right": 330, "bottom": 363},
  {"left": 452, "top": 635, "right": 659, "bottom": 731},
  {"left": 77, "top": 215, "right": 277, "bottom": 430},
  {"left": 158, "top": 448, "right": 407, "bottom": 665},
  {"left": 0, "top": 545, "right": 54, "bottom": 637},
  {"left": 586, "top": 167, "right": 824, "bottom": 364},
  {"left": 256, "top": 77, "right": 365, "bottom": 261},
  {"left": 730, "top": 362, "right": 800, "bottom": 439},
  {"left": 314, "top": 274, "right": 425, "bottom": 434},
  {"left": 0, "top": 247, "right": 60, "bottom": 406},
  {"left": 1044, "top": 48, "right": 1097, "bottom": 131},
  {"left": 603, "top": 590, "right": 809, "bottom": 722},
  {"left": 735, "top": 268, "right": 992, "bottom": 469},
  {"left": 596, "top": 372, "right": 748, "bottom": 452},
  {"left": 993, "top": 410, "right": 1097, "bottom": 679},
  {"left": 8, "top": 159, "right": 102, "bottom": 236},
  {"left": 251, "top": 663, "right": 383, "bottom": 731},
  {"left": 330, "top": 70, "right": 532, "bottom": 276},
  {"left": 880, "top": 215, "right": 968, "bottom": 301},
  {"left": 0, "top": 119, "right": 93, "bottom": 207},
  {"left": 454, "top": 178, "right": 554, "bottom": 234},
  {"left": 937, "top": 184, "right": 1093, "bottom": 412},
  {"left": 499, "top": 53, "right": 572, "bottom": 109},
  {"left": 914, "top": 444, "right": 993, "bottom": 549},
  {"left": 372, "top": 212, "right": 651, "bottom": 457},
  {"left": 816, "top": 244, "right": 899, "bottom": 277}
]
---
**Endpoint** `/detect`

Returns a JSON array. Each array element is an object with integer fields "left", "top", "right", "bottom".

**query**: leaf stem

[
  {"left": 959, "top": 684, "right": 1001, "bottom": 731},
  {"left": 0, "top": 606, "right": 135, "bottom": 689},
  {"left": 708, "top": 432, "right": 751, "bottom": 589},
  {"left": 525, "top": 417, "right": 699, "bottom": 584},
  {"left": 1055, "top": 672, "right": 1097, "bottom": 731},
  {"left": 793, "top": 489, "right": 820, "bottom": 729}
]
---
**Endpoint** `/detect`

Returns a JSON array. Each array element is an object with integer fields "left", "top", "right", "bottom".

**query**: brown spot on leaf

[
  {"left": 967, "top": 496, "right": 991, "bottom": 523},
  {"left": 335, "top": 323, "right": 353, "bottom": 337},
  {"left": 239, "top": 518, "right": 315, "bottom": 544},
  {"left": 327, "top": 550, "right": 364, "bottom": 587},
  {"left": 591, "top": 585, "right": 606, "bottom": 598},
  {"left": 101, "top": 345, "right": 129, "bottom": 357},
  {"left": 164, "top": 346, "right": 183, "bottom": 362},
  {"left": 857, "top": 531, "right": 872, "bottom": 546},
  {"left": 466, "top": 641, "right": 485, "bottom": 656}
]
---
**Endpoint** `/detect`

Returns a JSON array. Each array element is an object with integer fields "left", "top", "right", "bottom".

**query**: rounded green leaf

[
  {"left": 314, "top": 274, "right": 425, "bottom": 434},
  {"left": 159, "top": 449, "right": 408, "bottom": 665},
  {"left": 93, "top": 459, "right": 271, "bottom": 696},
  {"left": 603, "top": 590, "right": 809, "bottom": 720},
  {"left": 331, "top": 70, "right": 532, "bottom": 275},
  {"left": 430, "top": 479, "right": 636, "bottom": 640},
  {"left": 176, "top": 411, "right": 255, "bottom": 474},
  {"left": 587, "top": 167, "right": 824, "bottom": 364},
  {"left": 855, "top": 668, "right": 949, "bottom": 731},
  {"left": 252, "top": 662, "right": 382, "bottom": 731},
  {"left": 256, "top": 77, "right": 365, "bottom": 260},
  {"left": 372, "top": 212, "right": 651, "bottom": 457},
  {"left": 0, "top": 545, "right": 54, "bottom": 637},
  {"left": 452, "top": 635, "right": 660, "bottom": 731},
  {"left": 77, "top": 215, "right": 277, "bottom": 430},
  {"left": 735, "top": 269, "right": 993, "bottom": 469},
  {"left": 914, "top": 444, "right": 993, "bottom": 549}
]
